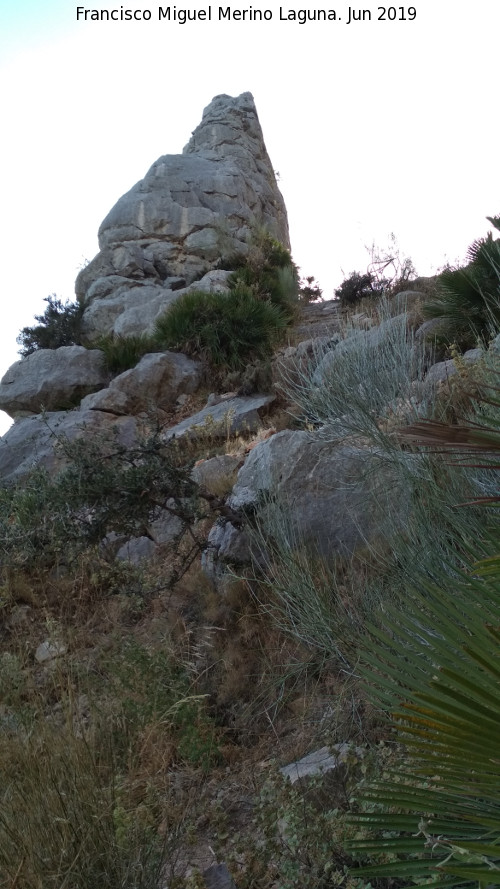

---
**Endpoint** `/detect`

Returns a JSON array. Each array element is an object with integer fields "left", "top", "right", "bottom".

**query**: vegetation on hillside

[
  {"left": 422, "top": 216, "right": 500, "bottom": 348},
  {"left": 154, "top": 283, "right": 289, "bottom": 371},
  {"left": 17, "top": 294, "right": 86, "bottom": 357},
  {"left": 4, "top": 215, "right": 500, "bottom": 888}
]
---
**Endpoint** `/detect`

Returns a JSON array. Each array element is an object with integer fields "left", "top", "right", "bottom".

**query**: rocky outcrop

[
  {"left": 81, "top": 270, "right": 232, "bottom": 339},
  {"left": 80, "top": 352, "right": 202, "bottom": 416},
  {"left": 228, "top": 430, "right": 408, "bottom": 560},
  {"left": 76, "top": 92, "right": 289, "bottom": 340},
  {"left": 0, "top": 347, "right": 108, "bottom": 419},
  {"left": 0, "top": 409, "right": 138, "bottom": 485}
]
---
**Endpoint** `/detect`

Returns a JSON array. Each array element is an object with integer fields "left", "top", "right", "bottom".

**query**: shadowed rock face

[{"left": 76, "top": 92, "right": 289, "bottom": 305}]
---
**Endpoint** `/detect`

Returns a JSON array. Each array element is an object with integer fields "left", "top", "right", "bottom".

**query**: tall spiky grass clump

[
  {"left": 154, "top": 284, "right": 289, "bottom": 370},
  {"left": 17, "top": 294, "right": 86, "bottom": 357},
  {"left": 0, "top": 721, "right": 169, "bottom": 889},
  {"left": 253, "top": 304, "right": 500, "bottom": 698},
  {"left": 278, "top": 297, "right": 434, "bottom": 449},
  {"left": 226, "top": 228, "right": 300, "bottom": 320},
  {"left": 92, "top": 332, "right": 159, "bottom": 373}
]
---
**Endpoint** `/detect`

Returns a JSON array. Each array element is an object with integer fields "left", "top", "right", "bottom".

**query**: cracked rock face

[{"left": 76, "top": 92, "right": 289, "bottom": 312}]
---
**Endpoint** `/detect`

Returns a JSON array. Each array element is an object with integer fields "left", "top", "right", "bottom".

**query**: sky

[{"left": 0, "top": 0, "right": 499, "bottom": 436}]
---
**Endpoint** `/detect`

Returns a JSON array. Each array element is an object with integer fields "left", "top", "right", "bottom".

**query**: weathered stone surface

[
  {"left": 80, "top": 352, "right": 201, "bottom": 416},
  {"left": 280, "top": 744, "right": 364, "bottom": 784},
  {"left": 148, "top": 504, "right": 183, "bottom": 545},
  {"left": 115, "top": 536, "right": 156, "bottom": 565},
  {"left": 228, "top": 430, "right": 407, "bottom": 559},
  {"left": 81, "top": 270, "right": 233, "bottom": 339},
  {"left": 389, "top": 289, "right": 425, "bottom": 313},
  {"left": 415, "top": 317, "right": 446, "bottom": 341},
  {"left": 164, "top": 394, "right": 275, "bottom": 441},
  {"left": 201, "top": 863, "right": 238, "bottom": 889},
  {"left": 191, "top": 455, "right": 242, "bottom": 496},
  {"left": 202, "top": 521, "right": 252, "bottom": 581},
  {"left": 0, "top": 409, "right": 138, "bottom": 485},
  {"left": 0, "top": 347, "right": 108, "bottom": 419},
  {"left": 76, "top": 93, "right": 289, "bottom": 315},
  {"left": 81, "top": 282, "right": 180, "bottom": 339},
  {"left": 35, "top": 639, "right": 66, "bottom": 663},
  {"left": 424, "top": 348, "right": 483, "bottom": 386}
]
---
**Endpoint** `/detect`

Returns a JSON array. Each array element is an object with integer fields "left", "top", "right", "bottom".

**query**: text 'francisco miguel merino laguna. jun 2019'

[{"left": 76, "top": 6, "right": 418, "bottom": 24}]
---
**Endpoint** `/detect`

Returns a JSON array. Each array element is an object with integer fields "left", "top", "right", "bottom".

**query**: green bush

[
  {"left": 105, "top": 638, "right": 222, "bottom": 772},
  {"left": 334, "top": 271, "right": 384, "bottom": 307},
  {"left": 92, "top": 332, "right": 160, "bottom": 373},
  {"left": 298, "top": 275, "right": 323, "bottom": 304},
  {"left": 154, "top": 284, "right": 289, "bottom": 370},
  {"left": 227, "top": 229, "right": 300, "bottom": 320},
  {"left": 17, "top": 294, "right": 86, "bottom": 357}
]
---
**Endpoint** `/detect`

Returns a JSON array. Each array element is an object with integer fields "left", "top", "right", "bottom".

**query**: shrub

[
  {"left": 298, "top": 275, "right": 323, "bottom": 304},
  {"left": 335, "top": 234, "right": 416, "bottom": 308},
  {"left": 365, "top": 231, "right": 416, "bottom": 293},
  {"left": 154, "top": 284, "right": 289, "bottom": 371},
  {"left": 0, "top": 427, "right": 199, "bottom": 572},
  {"left": 334, "top": 271, "right": 383, "bottom": 307},
  {"left": 105, "top": 638, "right": 222, "bottom": 772},
  {"left": 422, "top": 215, "right": 500, "bottom": 347},
  {"left": 17, "top": 294, "right": 86, "bottom": 357},
  {"left": 227, "top": 228, "right": 300, "bottom": 320},
  {"left": 92, "top": 332, "right": 160, "bottom": 373}
]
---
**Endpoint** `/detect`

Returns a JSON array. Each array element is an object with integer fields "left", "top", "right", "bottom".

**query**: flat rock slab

[
  {"left": 164, "top": 394, "right": 275, "bottom": 441},
  {"left": 280, "top": 743, "right": 364, "bottom": 783}
]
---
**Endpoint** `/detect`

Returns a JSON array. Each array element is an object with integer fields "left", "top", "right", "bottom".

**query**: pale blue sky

[{"left": 1, "top": 0, "right": 499, "bottom": 435}]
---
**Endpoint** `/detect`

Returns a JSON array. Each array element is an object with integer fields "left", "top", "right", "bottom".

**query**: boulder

[
  {"left": 81, "top": 282, "right": 180, "bottom": 339},
  {"left": 76, "top": 93, "right": 289, "bottom": 321},
  {"left": 0, "top": 347, "right": 108, "bottom": 419},
  {"left": 228, "top": 429, "right": 408, "bottom": 560},
  {"left": 148, "top": 503, "right": 184, "bottom": 545},
  {"left": 80, "top": 352, "right": 202, "bottom": 416},
  {"left": 191, "top": 454, "right": 242, "bottom": 497},
  {"left": 201, "top": 863, "right": 238, "bottom": 889},
  {"left": 415, "top": 317, "right": 446, "bottom": 341},
  {"left": 115, "top": 536, "right": 157, "bottom": 565},
  {"left": 424, "top": 348, "right": 483, "bottom": 386},
  {"left": 164, "top": 394, "right": 275, "bottom": 441},
  {"left": 202, "top": 520, "right": 253, "bottom": 581},
  {"left": 0, "top": 409, "right": 138, "bottom": 485}
]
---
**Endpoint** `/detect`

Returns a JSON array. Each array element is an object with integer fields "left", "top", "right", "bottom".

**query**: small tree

[
  {"left": 334, "top": 271, "right": 382, "bottom": 307},
  {"left": 17, "top": 295, "right": 86, "bottom": 357}
]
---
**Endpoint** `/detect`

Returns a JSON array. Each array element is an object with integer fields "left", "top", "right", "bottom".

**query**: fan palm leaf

[
  {"left": 422, "top": 221, "right": 500, "bottom": 344},
  {"left": 348, "top": 360, "right": 500, "bottom": 887}
]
